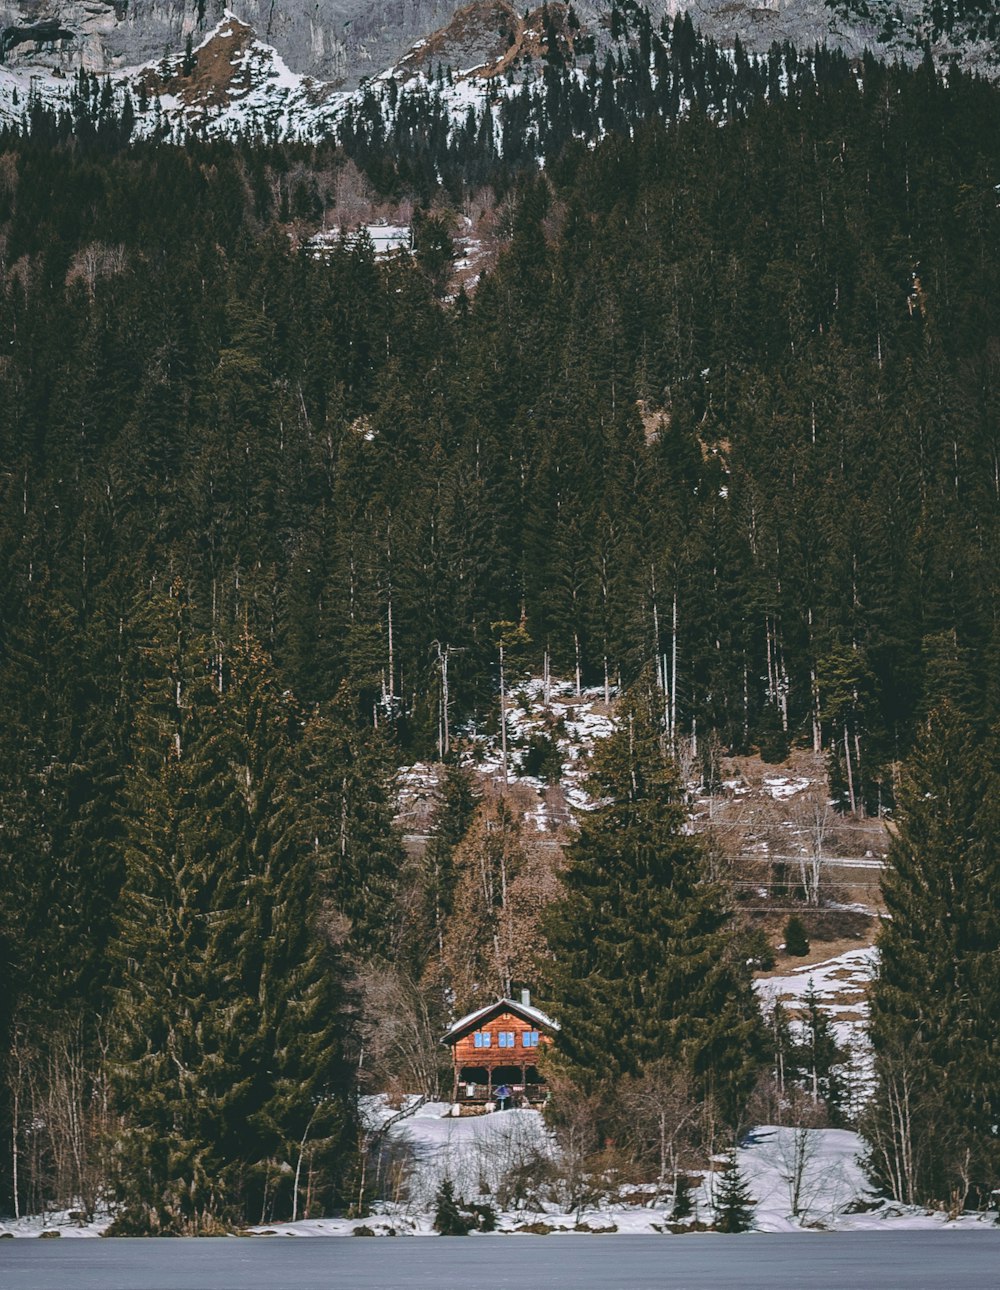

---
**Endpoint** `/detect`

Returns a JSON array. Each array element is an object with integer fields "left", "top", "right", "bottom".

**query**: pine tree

[
  {"left": 412, "top": 764, "right": 480, "bottom": 978},
  {"left": 713, "top": 1147, "right": 754, "bottom": 1232},
  {"left": 110, "top": 607, "right": 356, "bottom": 1232},
  {"left": 219, "top": 642, "right": 357, "bottom": 1225},
  {"left": 109, "top": 594, "right": 236, "bottom": 1234},
  {"left": 795, "top": 980, "right": 846, "bottom": 1123},
  {"left": 543, "top": 704, "right": 763, "bottom": 1122},
  {"left": 433, "top": 1178, "right": 471, "bottom": 1234},
  {"left": 864, "top": 706, "right": 1000, "bottom": 1209},
  {"left": 300, "top": 684, "right": 405, "bottom": 961},
  {"left": 783, "top": 916, "right": 809, "bottom": 957}
]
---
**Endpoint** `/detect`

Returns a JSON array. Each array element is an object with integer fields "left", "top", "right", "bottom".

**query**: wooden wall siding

[{"left": 450, "top": 1011, "right": 552, "bottom": 1070}]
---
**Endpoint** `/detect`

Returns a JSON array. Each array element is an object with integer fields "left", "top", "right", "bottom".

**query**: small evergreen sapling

[
  {"left": 713, "top": 1148, "right": 755, "bottom": 1232},
  {"left": 783, "top": 916, "right": 810, "bottom": 957},
  {"left": 670, "top": 1173, "right": 694, "bottom": 1221},
  {"left": 744, "top": 926, "right": 775, "bottom": 971},
  {"left": 797, "top": 980, "right": 847, "bottom": 1121},
  {"left": 433, "top": 1179, "right": 473, "bottom": 1235}
]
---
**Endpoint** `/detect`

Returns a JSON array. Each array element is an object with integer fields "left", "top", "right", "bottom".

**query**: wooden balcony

[{"left": 454, "top": 1078, "right": 548, "bottom": 1106}]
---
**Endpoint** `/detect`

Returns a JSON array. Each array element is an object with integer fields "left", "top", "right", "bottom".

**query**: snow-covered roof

[{"left": 441, "top": 997, "right": 560, "bottom": 1044}]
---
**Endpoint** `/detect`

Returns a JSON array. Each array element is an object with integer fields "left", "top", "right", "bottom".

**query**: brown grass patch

[{"left": 138, "top": 16, "right": 262, "bottom": 110}]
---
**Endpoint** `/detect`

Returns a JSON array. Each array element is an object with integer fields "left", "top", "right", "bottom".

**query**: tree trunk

[
  {"left": 499, "top": 642, "right": 508, "bottom": 788},
  {"left": 843, "top": 724, "right": 857, "bottom": 815}
]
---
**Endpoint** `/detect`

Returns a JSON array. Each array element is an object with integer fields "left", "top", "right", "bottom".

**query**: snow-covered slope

[
  {"left": 0, "top": 12, "right": 509, "bottom": 142},
  {"left": 2, "top": 0, "right": 999, "bottom": 145},
  {"left": 5, "top": 1097, "right": 997, "bottom": 1236}
]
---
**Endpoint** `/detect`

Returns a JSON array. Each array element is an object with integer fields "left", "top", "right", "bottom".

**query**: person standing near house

[{"left": 494, "top": 1083, "right": 511, "bottom": 1110}]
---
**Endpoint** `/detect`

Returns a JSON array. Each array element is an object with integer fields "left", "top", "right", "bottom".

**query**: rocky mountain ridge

[
  {"left": 0, "top": 0, "right": 463, "bottom": 83},
  {"left": 2, "top": 0, "right": 998, "bottom": 145},
  {"left": 1, "top": 0, "right": 998, "bottom": 90}
]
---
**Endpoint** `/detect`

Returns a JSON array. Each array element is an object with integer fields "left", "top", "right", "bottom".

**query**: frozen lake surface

[{"left": 2, "top": 1232, "right": 999, "bottom": 1289}]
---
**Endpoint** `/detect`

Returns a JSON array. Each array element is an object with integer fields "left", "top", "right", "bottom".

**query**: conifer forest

[{"left": 0, "top": 5, "right": 999, "bottom": 1237}]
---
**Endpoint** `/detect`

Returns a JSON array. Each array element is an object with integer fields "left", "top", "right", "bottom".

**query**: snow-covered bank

[
  {"left": 0, "top": 1209, "right": 109, "bottom": 1238},
  {"left": 244, "top": 1105, "right": 996, "bottom": 1238},
  {"left": 4, "top": 1110, "right": 995, "bottom": 1237}
]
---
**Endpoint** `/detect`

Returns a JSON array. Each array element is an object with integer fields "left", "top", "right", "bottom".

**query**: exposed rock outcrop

[
  {"left": 0, "top": 0, "right": 996, "bottom": 90},
  {"left": 0, "top": 0, "right": 463, "bottom": 82}
]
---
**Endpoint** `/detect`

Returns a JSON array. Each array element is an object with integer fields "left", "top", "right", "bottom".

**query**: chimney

[{"left": 520, "top": 988, "right": 531, "bottom": 1007}]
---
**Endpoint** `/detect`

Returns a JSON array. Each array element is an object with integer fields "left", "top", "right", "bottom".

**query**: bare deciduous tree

[
  {"left": 7, "top": 1017, "right": 112, "bottom": 1222},
  {"left": 618, "top": 1061, "right": 700, "bottom": 1205},
  {"left": 764, "top": 1095, "right": 827, "bottom": 1219},
  {"left": 438, "top": 787, "right": 561, "bottom": 1012},
  {"left": 65, "top": 242, "right": 128, "bottom": 296},
  {"left": 358, "top": 966, "right": 448, "bottom": 1100},
  {"left": 790, "top": 791, "right": 835, "bottom": 906}
]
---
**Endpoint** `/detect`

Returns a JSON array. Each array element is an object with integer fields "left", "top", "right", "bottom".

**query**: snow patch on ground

[
  {"left": 762, "top": 775, "right": 813, "bottom": 799},
  {"left": 466, "top": 676, "right": 617, "bottom": 825},
  {"left": 241, "top": 1104, "right": 997, "bottom": 1237},
  {"left": 5, "top": 1104, "right": 996, "bottom": 1237},
  {"left": 756, "top": 946, "right": 878, "bottom": 1104},
  {"left": 396, "top": 674, "right": 619, "bottom": 837},
  {"left": 0, "top": 1209, "right": 110, "bottom": 1238}
]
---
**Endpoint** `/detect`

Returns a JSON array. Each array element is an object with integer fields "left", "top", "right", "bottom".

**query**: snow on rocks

[
  {"left": 0, "top": 15, "right": 511, "bottom": 146},
  {"left": 0, "top": 1209, "right": 110, "bottom": 1238},
  {"left": 762, "top": 775, "right": 813, "bottom": 800},
  {"left": 395, "top": 675, "right": 619, "bottom": 839}
]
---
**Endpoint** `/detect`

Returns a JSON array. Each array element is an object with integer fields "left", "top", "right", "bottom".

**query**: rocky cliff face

[
  {"left": 0, "top": 0, "right": 463, "bottom": 82},
  {"left": 0, "top": 0, "right": 996, "bottom": 87}
]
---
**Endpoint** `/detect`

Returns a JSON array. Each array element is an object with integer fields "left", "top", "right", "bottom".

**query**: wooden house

[{"left": 442, "top": 991, "right": 558, "bottom": 1108}]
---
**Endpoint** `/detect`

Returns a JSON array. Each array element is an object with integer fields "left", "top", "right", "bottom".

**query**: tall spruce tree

[
  {"left": 864, "top": 705, "right": 1000, "bottom": 1209},
  {"left": 300, "top": 684, "right": 405, "bottom": 961},
  {"left": 795, "top": 980, "right": 847, "bottom": 1124},
  {"left": 412, "top": 763, "right": 480, "bottom": 979},
  {"left": 109, "top": 592, "right": 237, "bottom": 1233},
  {"left": 110, "top": 602, "right": 355, "bottom": 1232},
  {"left": 543, "top": 704, "right": 763, "bottom": 1122}
]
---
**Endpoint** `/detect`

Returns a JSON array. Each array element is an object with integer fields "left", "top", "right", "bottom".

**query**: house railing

[{"left": 455, "top": 1081, "right": 547, "bottom": 1104}]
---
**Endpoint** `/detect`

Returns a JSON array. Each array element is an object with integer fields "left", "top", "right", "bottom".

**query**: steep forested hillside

[{"left": 1, "top": 40, "right": 999, "bottom": 1226}]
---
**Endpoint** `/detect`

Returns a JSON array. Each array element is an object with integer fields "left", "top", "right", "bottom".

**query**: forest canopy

[{"left": 1, "top": 30, "right": 999, "bottom": 1227}]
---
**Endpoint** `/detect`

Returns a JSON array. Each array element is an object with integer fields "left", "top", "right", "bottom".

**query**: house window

[
  {"left": 522, "top": 1030, "right": 540, "bottom": 1048},
  {"left": 474, "top": 1031, "right": 492, "bottom": 1048},
  {"left": 498, "top": 1031, "right": 515, "bottom": 1048}
]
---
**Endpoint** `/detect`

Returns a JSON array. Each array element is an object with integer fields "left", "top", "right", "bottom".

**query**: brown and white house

[{"left": 442, "top": 991, "right": 558, "bottom": 1109}]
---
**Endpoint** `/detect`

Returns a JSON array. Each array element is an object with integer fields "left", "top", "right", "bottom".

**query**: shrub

[
  {"left": 756, "top": 705, "right": 789, "bottom": 764},
  {"left": 743, "top": 926, "right": 775, "bottom": 971},
  {"left": 784, "top": 915, "right": 810, "bottom": 957},
  {"left": 671, "top": 1173, "right": 694, "bottom": 1221},
  {"left": 433, "top": 1179, "right": 484, "bottom": 1234},
  {"left": 521, "top": 732, "right": 563, "bottom": 782}
]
